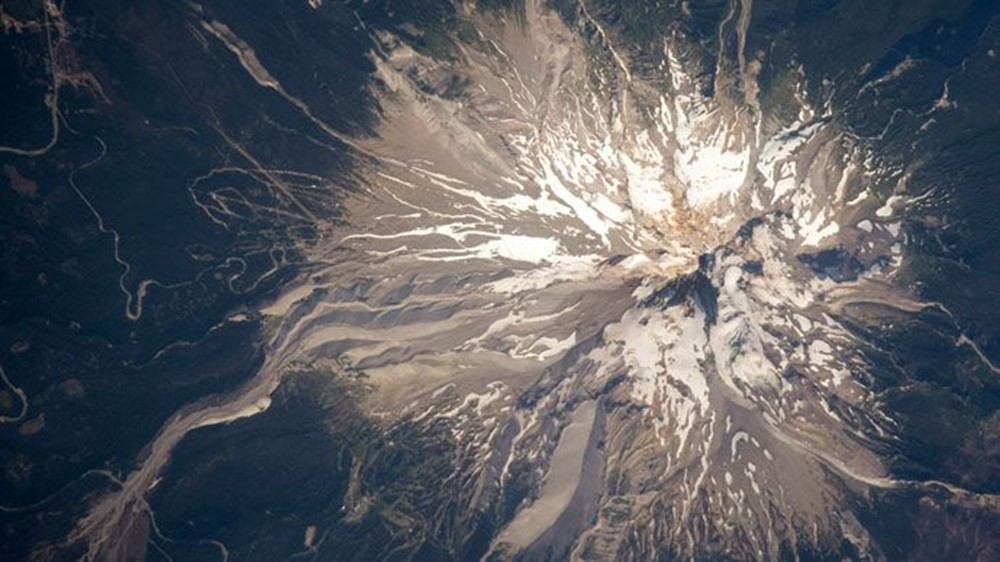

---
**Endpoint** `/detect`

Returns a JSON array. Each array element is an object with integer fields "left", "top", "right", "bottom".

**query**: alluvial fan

[{"left": 12, "top": 0, "right": 1000, "bottom": 561}]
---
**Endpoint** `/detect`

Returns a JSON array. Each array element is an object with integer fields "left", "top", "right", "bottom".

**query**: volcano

[{"left": 3, "top": 1, "right": 1000, "bottom": 561}]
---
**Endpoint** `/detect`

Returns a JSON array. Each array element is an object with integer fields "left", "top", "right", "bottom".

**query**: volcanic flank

[{"left": 42, "top": 1, "right": 1000, "bottom": 561}]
